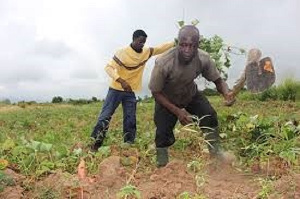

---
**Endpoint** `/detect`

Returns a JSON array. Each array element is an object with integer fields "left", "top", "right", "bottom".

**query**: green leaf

[
  {"left": 28, "top": 140, "right": 41, "bottom": 151},
  {"left": 40, "top": 143, "right": 53, "bottom": 152},
  {"left": 1, "top": 139, "right": 15, "bottom": 151},
  {"left": 41, "top": 161, "right": 55, "bottom": 169},
  {"left": 72, "top": 148, "right": 82, "bottom": 156},
  {"left": 219, "top": 133, "right": 228, "bottom": 139},
  {"left": 191, "top": 19, "right": 199, "bottom": 26},
  {"left": 177, "top": 20, "right": 185, "bottom": 28},
  {"left": 97, "top": 146, "right": 111, "bottom": 157},
  {"left": 36, "top": 165, "right": 51, "bottom": 176}
]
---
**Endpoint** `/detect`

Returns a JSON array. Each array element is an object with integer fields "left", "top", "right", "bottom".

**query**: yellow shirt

[{"left": 105, "top": 41, "right": 175, "bottom": 92}]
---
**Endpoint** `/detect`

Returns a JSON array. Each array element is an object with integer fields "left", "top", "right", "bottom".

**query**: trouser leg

[
  {"left": 154, "top": 102, "right": 178, "bottom": 167},
  {"left": 185, "top": 91, "right": 220, "bottom": 155},
  {"left": 122, "top": 91, "right": 137, "bottom": 143},
  {"left": 91, "top": 88, "right": 121, "bottom": 146}
]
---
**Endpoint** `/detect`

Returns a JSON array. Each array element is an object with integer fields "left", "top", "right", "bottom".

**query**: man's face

[
  {"left": 178, "top": 36, "right": 198, "bottom": 63},
  {"left": 132, "top": 36, "right": 147, "bottom": 52}
]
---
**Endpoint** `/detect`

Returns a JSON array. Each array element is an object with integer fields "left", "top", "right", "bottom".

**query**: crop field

[{"left": 0, "top": 96, "right": 300, "bottom": 198}]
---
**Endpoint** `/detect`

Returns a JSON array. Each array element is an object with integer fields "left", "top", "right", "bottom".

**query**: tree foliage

[{"left": 52, "top": 96, "right": 63, "bottom": 103}]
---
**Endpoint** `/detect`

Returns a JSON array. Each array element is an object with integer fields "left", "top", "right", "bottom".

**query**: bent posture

[{"left": 149, "top": 25, "right": 234, "bottom": 167}]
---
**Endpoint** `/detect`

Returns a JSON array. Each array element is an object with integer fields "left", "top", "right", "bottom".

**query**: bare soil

[{"left": 2, "top": 155, "right": 299, "bottom": 199}]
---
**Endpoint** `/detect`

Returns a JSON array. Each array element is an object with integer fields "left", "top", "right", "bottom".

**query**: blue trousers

[{"left": 91, "top": 88, "right": 137, "bottom": 144}]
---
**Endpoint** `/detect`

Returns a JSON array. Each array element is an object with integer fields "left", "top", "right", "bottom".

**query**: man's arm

[
  {"left": 152, "top": 91, "right": 192, "bottom": 125},
  {"left": 105, "top": 61, "right": 132, "bottom": 92},
  {"left": 152, "top": 41, "right": 175, "bottom": 56},
  {"left": 214, "top": 77, "right": 229, "bottom": 97},
  {"left": 213, "top": 78, "right": 235, "bottom": 106},
  {"left": 200, "top": 52, "right": 235, "bottom": 106}
]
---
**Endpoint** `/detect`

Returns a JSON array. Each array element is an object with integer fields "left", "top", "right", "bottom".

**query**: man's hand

[
  {"left": 176, "top": 108, "right": 193, "bottom": 126},
  {"left": 223, "top": 91, "right": 236, "bottom": 106},
  {"left": 213, "top": 78, "right": 236, "bottom": 106},
  {"left": 117, "top": 78, "right": 132, "bottom": 92}
]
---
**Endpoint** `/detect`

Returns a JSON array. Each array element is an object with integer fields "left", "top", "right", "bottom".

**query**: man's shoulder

[
  {"left": 197, "top": 49, "right": 210, "bottom": 60},
  {"left": 114, "top": 46, "right": 129, "bottom": 55},
  {"left": 155, "top": 48, "right": 176, "bottom": 66}
]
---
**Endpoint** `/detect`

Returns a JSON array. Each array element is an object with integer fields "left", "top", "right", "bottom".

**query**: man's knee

[
  {"left": 155, "top": 131, "right": 175, "bottom": 148},
  {"left": 200, "top": 111, "right": 218, "bottom": 128}
]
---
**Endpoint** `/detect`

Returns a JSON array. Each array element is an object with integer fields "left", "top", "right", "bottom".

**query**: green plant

[
  {"left": 256, "top": 178, "right": 274, "bottom": 199},
  {"left": 177, "top": 191, "right": 207, "bottom": 199},
  {"left": 277, "top": 78, "right": 300, "bottom": 101},
  {"left": 116, "top": 184, "right": 141, "bottom": 199},
  {"left": 187, "top": 160, "right": 204, "bottom": 173},
  {"left": 52, "top": 96, "right": 63, "bottom": 103},
  {"left": 0, "top": 171, "right": 15, "bottom": 192}
]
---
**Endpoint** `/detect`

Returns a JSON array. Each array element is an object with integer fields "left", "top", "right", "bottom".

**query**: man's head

[
  {"left": 131, "top": 29, "right": 147, "bottom": 53},
  {"left": 177, "top": 25, "right": 200, "bottom": 63}
]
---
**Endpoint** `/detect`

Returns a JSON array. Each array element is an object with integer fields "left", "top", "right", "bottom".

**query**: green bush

[
  {"left": 52, "top": 96, "right": 63, "bottom": 103},
  {"left": 257, "top": 87, "right": 278, "bottom": 101},
  {"left": 202, "top": 88, "right": 219, "bottom": 96},
  {"left": 277, "top": 78, "right": 300, "bottom": 101},
  {"left": 0, "top": 99, "right": 11, "bottom": 105},
  {"left": 238, "top": 78, "right": 300, "bottom": 102}
]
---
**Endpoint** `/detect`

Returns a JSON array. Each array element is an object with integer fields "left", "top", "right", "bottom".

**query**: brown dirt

[
  {"left": 137, "top": 160, "right": 197, "bottom": 198},
  {"left": 269, "top": 174, "right": 300, "bottom": 199},
  {"left": 202, "top": 163, "right": 259, "bottom": 199},
  {"left": 2, "top": 156, "right": 300, "bottom": 199},
  {"left": 0, "top": 169, "right": 25, "bottom": 199},
  {"left": 0, "top": 185, "right": 24, "bottom": 199}
]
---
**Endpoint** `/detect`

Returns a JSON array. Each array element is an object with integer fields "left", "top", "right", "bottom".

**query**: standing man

[
  {"left": 91, "top": 29, "right": 174, "bottom": 152},
  {"left": 149, "top": 25, "right": 235, "bottom": 167}
]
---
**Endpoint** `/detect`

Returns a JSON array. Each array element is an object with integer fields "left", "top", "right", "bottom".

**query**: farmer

[
  {"left": 149, "top": 25, "right": 235, "bottom": 167},
  {"left": 90, "top": 29, "right": 175, "bottom": 152}
]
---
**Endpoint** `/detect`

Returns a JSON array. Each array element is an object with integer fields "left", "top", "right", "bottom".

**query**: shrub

[
  {"left": 202, "top": 88, "right": 219, "bottom": 96},
  {"left": 277, "top": 78, "right": 300, "bottom": 101},
  {"left": 52, "top": 96, "right": 63, "bottom": 103},
  {"left": 238, "top": 78, "right": 300, "bottom": 102},
  {"left": 92, "top": 97, "right": 98, "bottom": 102}
]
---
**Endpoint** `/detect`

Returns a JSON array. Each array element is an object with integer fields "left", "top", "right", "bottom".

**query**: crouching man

[{"left": 148, "top": 25, "right": 235, "bottom": 167}]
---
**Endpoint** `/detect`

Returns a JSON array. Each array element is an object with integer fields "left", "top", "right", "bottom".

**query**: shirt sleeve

[
  {"left": 152, "top": 41, "right": 175, "bottom": 56},
  {"left": 201, "top": 54, "right": 221, "bottom": 82},
  {"left": 148, "top": 59, "right": 166, "bottom": 92},
  {"left": 104, "top": 59, "right": 120, "bottom": 81}
]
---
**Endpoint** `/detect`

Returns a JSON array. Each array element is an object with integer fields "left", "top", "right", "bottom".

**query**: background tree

[
  {"left": 92, "top": 97, "right": 98, "bottom": 102},
  {"left": 52, "top": 96, "right": 63, "bottom": 103}
]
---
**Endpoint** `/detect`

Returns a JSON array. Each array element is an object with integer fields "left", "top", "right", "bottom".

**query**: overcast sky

[{"left": 0, "top": 0, "right": 299, "bottom": 102}]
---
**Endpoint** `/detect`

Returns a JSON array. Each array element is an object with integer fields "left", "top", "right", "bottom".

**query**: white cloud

[{"left": 0, "top": 0, "right": 299, "bottom": 102}]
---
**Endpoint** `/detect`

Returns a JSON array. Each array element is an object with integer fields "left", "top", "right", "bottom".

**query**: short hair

[
  {"left": 178, "top": 25, "right": 199, "bottom": 41},
  {"left": 133, "top": 29, "right": 147, "bottom": 40}
]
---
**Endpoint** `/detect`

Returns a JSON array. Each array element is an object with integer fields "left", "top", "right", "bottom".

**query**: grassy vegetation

[
  {"left": 239, "top": 78, "right": 300, "bottom": 102},
  {"left": 0, "top": 90, "right": 300, "bottom": 197}
]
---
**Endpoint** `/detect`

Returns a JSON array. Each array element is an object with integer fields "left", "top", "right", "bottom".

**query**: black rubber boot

[
  {"left": 156, "top": 147, "right": 169, "bottom": 167},
  {"left": 203, "top": 127, "right": 222, "bottom": 157}
]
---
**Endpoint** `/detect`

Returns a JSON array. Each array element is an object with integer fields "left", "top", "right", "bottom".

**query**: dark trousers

[
  {"left": 91, "top": 88, "right": 137, "bottom": 143},
  {"left": 154, "top": 91, "right": 219, "bottom": 148}
]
